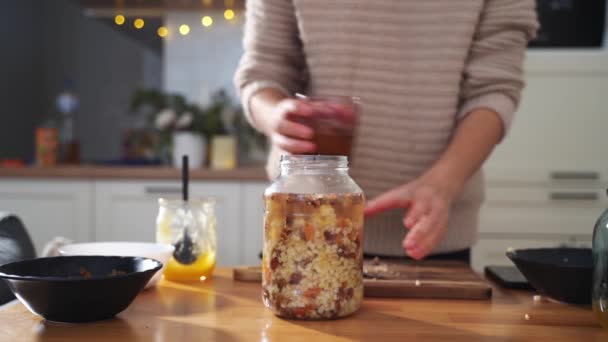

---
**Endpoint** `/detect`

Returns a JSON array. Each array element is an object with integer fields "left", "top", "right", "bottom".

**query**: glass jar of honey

[
  {"left": 262, "top": 155, "right": 364, "bottom": 320},
  {"left": 156, "top": 198, "right": 217, "bottom": 282}
]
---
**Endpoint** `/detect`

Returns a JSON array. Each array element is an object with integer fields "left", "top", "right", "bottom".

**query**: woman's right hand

[
  {"left": 249, "top": 89, "right": 318, "bottom": 154},
  {"left": 264, "top": 98, "right": 317, "bottom": 154}
]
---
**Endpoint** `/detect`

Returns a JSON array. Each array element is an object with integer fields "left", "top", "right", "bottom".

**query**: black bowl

[
  {"left": 0, "top": 256, "right": 162, "bottom": 323},
  {"left": 506, "top": 248, "right": 592, "bottom": 305}
]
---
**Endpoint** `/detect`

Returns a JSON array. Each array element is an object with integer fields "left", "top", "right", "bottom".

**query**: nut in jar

[{"left": 262, "top": 155, "right": 364, "bottom": 320}]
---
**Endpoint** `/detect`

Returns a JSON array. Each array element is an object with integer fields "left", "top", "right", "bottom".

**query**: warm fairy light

[
  {"left": 134, "top": 18, "right": 145, "bottom": 29},
  {"left": 224, "top": 0, "right": 234, "bottom": 7},
  {"left": 224, "top": 9, "right": 235, "bottom": 20},
  {"left": 157, "top": 26, "right": 168, "bottom": 38},
  {"left": 202, "top": 0, "right": 213, "bottom": 7},
  {"left": 179, "top": 24, "right": 190, "bottom": 35},
  {"left": 200, "top": 276, "right": 207, "bottom": 282},
  {"left": 202, "top": 16, "right": 213, "bottom": 27},
  {"left": 114, "top": 14, "right": 125, "bottom": 25}
]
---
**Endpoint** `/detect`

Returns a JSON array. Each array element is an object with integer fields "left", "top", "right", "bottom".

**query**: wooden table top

[{"left": 0, "top": 268, "right": 606, "bottom": 342}]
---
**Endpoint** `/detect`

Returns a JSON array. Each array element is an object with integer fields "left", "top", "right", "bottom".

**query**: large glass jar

[
  {"left": 262, "top": 155, "right": 365, "bottom": 320},
  {"left": 156, "top": 198, "right": 217, "bottom": 282},
  {"left": 593, "top": 191, "right": 608, "bottom": 329}
]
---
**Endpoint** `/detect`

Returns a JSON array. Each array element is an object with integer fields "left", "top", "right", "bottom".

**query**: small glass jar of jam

[
  {"left": 262, "top": 155, "right": 365, "bottom": 320},
  {"left": 156, "top": 198, "right": 217, "bottom": 282}
]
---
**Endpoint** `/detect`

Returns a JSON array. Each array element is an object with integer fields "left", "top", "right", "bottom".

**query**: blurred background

[
  {"left": 1, "top": 0, "right": 263, "bottom": 167},
  {"left": 0, "top": 0, "right": 607, "bottom": 270}
]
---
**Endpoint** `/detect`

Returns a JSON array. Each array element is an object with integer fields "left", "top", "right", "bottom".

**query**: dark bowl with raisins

[{"left": 0, "top": 256, "right": 162, "bottom": 323}]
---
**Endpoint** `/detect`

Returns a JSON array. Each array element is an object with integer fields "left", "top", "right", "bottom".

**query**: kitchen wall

[
  {"left": 0, "top": 1, "right": 43, "bottom": 160},
  {"left": 40, "top": 0, "right": 162, "bottom": 162},
  {"left": 163, "top": 11, "right": 244, "bottom": 107},
  {"left": 0, "top": 0, "right": 162, "bottom": 162}
]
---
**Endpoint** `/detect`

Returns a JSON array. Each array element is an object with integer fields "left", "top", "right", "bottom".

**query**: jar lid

[
  {"left": 280, "top": 155, "right": 347, "bottom": 165},
  {"left": 280, "top": 155, "right": 349, "bottom": 173}
]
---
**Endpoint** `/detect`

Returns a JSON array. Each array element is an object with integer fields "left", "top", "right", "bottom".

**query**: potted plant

[
  {"left": 130, "top": 89, "right": 207, "bottom": 169},
  {"left": 162, "top": 109, "right": 207, "bottom": 169},
  {"left": 129, "top": 88, "right": 267, "bottom": 169},
  {"left": 203, "top": 91, "right": 237, "bottom": 169},
  {"left": 231, "top": 107, "right": 268, "bottom": 164}
]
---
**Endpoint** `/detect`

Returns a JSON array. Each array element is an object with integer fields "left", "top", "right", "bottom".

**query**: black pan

[{"left": 506, "top": 248, "right": 592, "bottom": 305}]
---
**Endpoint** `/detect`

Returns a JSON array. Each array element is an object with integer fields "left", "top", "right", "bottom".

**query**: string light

[
  {"left": 134, "top": 18, "right": 145, "bottom": 29},
  {"left": 202, "top": 0, "right": 213, "bottom": 7},
  {"left": 224, "top": 0, "right": 234, "bottom": 7},
  {"left": 179, "top": 24, "right": 190, "bottom": 35},
  {"left": 157, "top": 26, "right": 169, "bottom": 38},
  {"left": 202, "top": 16, "right": 213, "bottom": 27},
  {"left": 114, "top": 14, "right": 125, "bottom": 25},
  {"left": 224, "top": 9, "right": 235, "bottom": 20}
]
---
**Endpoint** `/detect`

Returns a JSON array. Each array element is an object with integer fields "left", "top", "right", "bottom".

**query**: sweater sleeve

[
  {"left": 233, "top": 0, "right": 306, "bottom": 129},
  {"left": 457, "top": 0, "right": 539, "bottom": 137}
]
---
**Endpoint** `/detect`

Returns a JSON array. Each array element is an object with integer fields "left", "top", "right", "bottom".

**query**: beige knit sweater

[{"left": 234, "top": 0, "right": 538, "bottom": 256}]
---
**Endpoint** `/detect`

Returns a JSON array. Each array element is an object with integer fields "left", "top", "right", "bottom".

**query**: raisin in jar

[{"left": 262, "top": 155, "right": 364, "bottom": 320}]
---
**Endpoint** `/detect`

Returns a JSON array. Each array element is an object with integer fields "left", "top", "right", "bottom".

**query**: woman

[{"left": 234, "top": 0, "right": 538, "bottom": 261}]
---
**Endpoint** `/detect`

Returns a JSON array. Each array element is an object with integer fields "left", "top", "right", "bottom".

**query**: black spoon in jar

[{"left": 173, "top": 155, "right": 199, "bottom": 265}]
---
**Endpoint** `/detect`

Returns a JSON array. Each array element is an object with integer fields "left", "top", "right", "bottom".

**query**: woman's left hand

[{"left": 364, "top": 175, "right": 459, "bottom": 260}]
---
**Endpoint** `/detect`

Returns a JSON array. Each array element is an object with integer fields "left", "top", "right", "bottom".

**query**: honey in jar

[{"left": 156, "top": 198, "right": 217, "bottom": 282}]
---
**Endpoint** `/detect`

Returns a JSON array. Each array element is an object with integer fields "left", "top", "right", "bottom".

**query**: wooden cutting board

[
  {"left": 362, "top": 259, "right": 492, "bottom": 300},
  {"left": 233, "top": 259, "right": 492, "bottom": 300}
]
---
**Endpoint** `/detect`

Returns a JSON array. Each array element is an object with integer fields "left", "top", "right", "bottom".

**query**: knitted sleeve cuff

[{"left": 457, "top": 92, "right": 517, "bottom": 140}]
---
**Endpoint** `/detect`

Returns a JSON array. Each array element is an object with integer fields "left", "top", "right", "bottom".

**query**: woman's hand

[
  {"left": 363, "top": 108, "right": 504, "bottom": 259},
  {"left": 267, "top": 99, "right": 318, "bottom": 154},
  {"left": 250, "top": 90, "right": 318, "bottom": 154},
  {"left": 364, "top": 175, "right": 459, "bottom": 260}
]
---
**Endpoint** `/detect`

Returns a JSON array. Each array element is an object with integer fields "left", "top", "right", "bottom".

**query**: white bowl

[{"left": 59, "top": 242, "right": 174, "bottom": 288}]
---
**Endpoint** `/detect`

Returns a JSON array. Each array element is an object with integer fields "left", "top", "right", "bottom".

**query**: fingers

[
  {"left": 364, "top": 186, "right": 413, "bottom": 217},
  {"left": 280, "top": 99, "right": 315, "bottom": 119},
  {"left": 403, "top": 200, "right": 430, "bottom": 229},
  {"left": 271, "top": 99, "right": 317, "bottom": 154},
  {"left": 403, "top": 216, "right": 435, "bottom": 260},
  {"left": 271, "top": 133, "right": 316, "bottom": 154},
  {"left": 403, "top": 208, "right": 448, "bottom": 260},
  {"left": 277, "top": 119, "right": 314, "bottom": 140}
]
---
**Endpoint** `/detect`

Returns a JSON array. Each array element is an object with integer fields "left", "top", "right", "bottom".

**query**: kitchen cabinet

[
  {"left": 0, "top": 175, "right": 267, "bottom": 266},
  {"left": 486, "top": 51, "right": 608, "bottom": 173},
  {"left": 479, "top": 185, "right": 605, "bottom": 235},
  {"left": 94, "top": 180, "right": 242, "bottom": 266},
  {"left": 0, "top": 179, "right": 93, "bottom": 254},
  {"left": 0, "top": 175, "right": 601, "bottom": 270},
  {"left": 241, "top": 182, "right": 269, "bottom": 265},
  {"left": 472, "top": 51, "right": 608, "bottom": 272},
  {"left": 472, "top": 181, "right": 601, "bottom": 271},
  {"left": 0, "top": 178, "right": 267, "bottom": 265}
]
